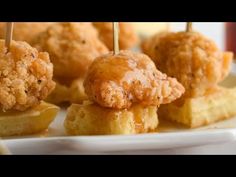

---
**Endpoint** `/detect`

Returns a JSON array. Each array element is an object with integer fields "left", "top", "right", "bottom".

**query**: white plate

[
  {"left": 2, "top": 64, "right": 236, "bottom": 155},
  {"left": 3, "top": 111, "right": 236, "bottom": 154}
]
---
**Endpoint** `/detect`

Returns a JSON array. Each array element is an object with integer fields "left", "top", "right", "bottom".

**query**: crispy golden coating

[
  {"left": 0, "top": 22, "right": 54, "bottom": 44},
  {"left": 142, "top": 31, "right": 233, "bottom": 98},
  {"left": 84, "top": 50, "right": 185, "bottom": 109},
  {"left": 0, "top": 40, "right": 55, "bottom": 111},
  {"left": 93, "top": 22, "right": 138, "bottom": 50},
  {"left": 33, "top": 22, "right": 109, "bottom": 79}
]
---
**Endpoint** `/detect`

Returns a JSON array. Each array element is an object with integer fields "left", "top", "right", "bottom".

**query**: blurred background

[
  {"left": 134, "top": 22, "right": 227, "bottom": 50},
  {"left": 171, "top": 22, "right": 224, "bottom": 50}
]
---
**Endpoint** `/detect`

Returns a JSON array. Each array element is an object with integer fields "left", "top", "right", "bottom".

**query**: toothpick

[
  {"left": 113, "top": 22, "right": 119, "bottom": 55},
  {"left": 186, "top": 22, "right": 193, "bottom": 32},
  {"left": 5, "top": 22, "right": 14, "bottom": 52}
]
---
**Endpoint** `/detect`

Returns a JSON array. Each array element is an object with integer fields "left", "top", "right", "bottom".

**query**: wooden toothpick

[
  {"left": 113, "top": 22, "right": 119, "bottom": 55},
  {"left": 186, "top": 22, "right": 193, "bottom": 32},
  {"left": 5, "top": 22, "right": 14, "bottom": 52}
]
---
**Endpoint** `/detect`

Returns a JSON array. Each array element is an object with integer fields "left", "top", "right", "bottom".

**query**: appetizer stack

[
  {"left": 64, "top": 50, "right": 184, "bottom": 135},
  {"left": 0, "top": 23, "right": 59, "bottom": 136},
  {"left": 142, "top": 23, "right": 236, "bottom": 128},
  {"left": 64, "top": 23, "right": 184, "bottom": 135}
]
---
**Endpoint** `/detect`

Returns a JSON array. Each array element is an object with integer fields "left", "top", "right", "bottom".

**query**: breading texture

[
  {"left": 142, "top": 31, "right": 233, "bottom": 99},
  {"left": 0, "top": 40, "right": 55, "bottom": 111},
  {"left": 0, "top": 22, "right": 54, "bottom": 44},
  {"left": 93, "top": 22, "right": 138, "bottom": 50},
  {"left": 33, "top": 22, "right": 109, "bottom": 79},
  {"left": 84, "top": 50, "right": 185, "bottom": 109}
]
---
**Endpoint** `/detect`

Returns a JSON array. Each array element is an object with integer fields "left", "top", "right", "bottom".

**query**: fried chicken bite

[
  {"left": 33, "top": 23, "right": 109, "bottom": 79},
  {"left": 84, "top": 50, "right": 185, "bottom": 109},
  {"left": 0, "top": 40, "right": 55, "bottom": 111},
  {"left": 0, "top": 22, "right": 54, "bottom": 44},
  {"left": 93, "top": 22, "right": 138, "bottom": 50},
  {"left": 142, "top": 31, "right": 233, "bottom": 98}
]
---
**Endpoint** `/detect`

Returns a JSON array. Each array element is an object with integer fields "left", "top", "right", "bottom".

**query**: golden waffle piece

[
  {"left": 158, "top": 87, "right": 236, "bottom": 128},
  {"left": 64, "top": 101, "right": 158, "bottom": 135},
  {"left": 0, "top": 102, "right": 59, "bottom": 137}
]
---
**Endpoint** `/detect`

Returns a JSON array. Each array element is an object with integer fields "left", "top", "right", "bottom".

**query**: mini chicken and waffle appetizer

[
  {"left": 64, "top": 50, "right": 185, "bottom": 135},
  {"left": 0, "top": 40, "right": 59, "bottom": 136},
  {"left": 93, "top": 22, "right": 138, "bottom": 50},
  {"left": 142, "top": 30, "right": 235, "bottom": 128},
  {"left": 33, "top": 22, "right": 108, "bottom": 104}
]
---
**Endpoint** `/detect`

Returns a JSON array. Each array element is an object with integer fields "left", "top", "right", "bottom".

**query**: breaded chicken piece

[
  {"left": 0, "top": 22, "right": 54, "bottom": 44},
  {"left": 93, "top": 22, "right": 138, "bottom": 50},
  {"left": 142, "top": 31, "right": 233, "bottom": 99},
  {"left": 0, "top": 40, "right": 55, "bottom": 111},
  {"left": 33, "top": 22, "right": 109, "bottom": 79},
  {"left": 84, "top": 50, "right": 185, "bottom": 109}
]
